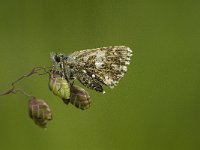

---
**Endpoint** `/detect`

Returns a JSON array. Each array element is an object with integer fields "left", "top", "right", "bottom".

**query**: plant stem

[{"left": 0, "top": 66, "right": 52, "bottom": 97}]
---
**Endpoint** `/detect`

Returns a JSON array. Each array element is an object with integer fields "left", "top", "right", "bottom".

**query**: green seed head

[{"left": 49, "top": 73, "right": 70, "bottom": 100}]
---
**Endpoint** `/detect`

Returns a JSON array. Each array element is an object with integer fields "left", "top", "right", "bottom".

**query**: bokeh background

[{"left": 0, "top": 0, "right": 200, "bottom": 150}]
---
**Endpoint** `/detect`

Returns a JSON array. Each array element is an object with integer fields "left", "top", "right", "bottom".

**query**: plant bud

[
  {"left": 49, "top": 73, "right": 70, "bottom": 100},
  {"left": 29, "top": 97, "right": 52, "bottom": 128},
  {"left": 69, "top": 85, "right": 91, "bottom": 110}
]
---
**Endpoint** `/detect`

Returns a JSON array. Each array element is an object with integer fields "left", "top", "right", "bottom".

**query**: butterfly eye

[{"left": 54, "top": 55, "right": 61, "bottom": 62}]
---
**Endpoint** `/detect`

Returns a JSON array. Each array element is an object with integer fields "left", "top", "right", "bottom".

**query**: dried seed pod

[
  {"left": 69, "top": 85, "right": 91, "bottom": 110},
  {"left": 29, "top": 97, "right": 52, "bottom": 128},
  {"left": 49, "top": 73, "right": 70, "bottom": 100}
]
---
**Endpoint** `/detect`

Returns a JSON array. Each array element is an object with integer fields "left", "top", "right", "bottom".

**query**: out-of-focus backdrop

[{"left": 0, "top": 0, "right": 199, "bottom": 150}]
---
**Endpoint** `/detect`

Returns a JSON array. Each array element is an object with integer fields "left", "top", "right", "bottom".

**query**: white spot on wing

[
  {"left": 82, "top": 70, "right": 87, "bottom": 73},
  {"left": 95, "top": 50, "right": 106, "bottom": 69},
  {"left": 125, "top": 61, "right": 130, "bottom": 65},
  {"left": 96, "top": 50, "right": 106, "bottom": 60},
  {"left": 122, "top": 66, "right": 127, "bottom": 72},
  {"left": 95, "top": 62, "right": 104, "bottom": 69},
  {"left": 127, "top": 47, "right": 132, "bottom": 52},
  {"left": 104, "top": 75, "right": 115, "bottom": 86},
  {"left": 83, "top": 56, "right": 89, "bottom": 62},
  {"left": 111, "top": 64, "right": 120, "bottom": 70}
]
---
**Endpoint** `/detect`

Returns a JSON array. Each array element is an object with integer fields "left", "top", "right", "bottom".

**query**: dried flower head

[
  {"left": 29, "top": 97, "right": 52, "bottom": 128},
  {"left": 69, "top": 85, "right": 91, "bottom": 110}
]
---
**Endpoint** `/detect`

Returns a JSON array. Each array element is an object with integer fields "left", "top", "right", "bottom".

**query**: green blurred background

[{"left": 0, "top": 0, "right": 200, "bottom": 150}]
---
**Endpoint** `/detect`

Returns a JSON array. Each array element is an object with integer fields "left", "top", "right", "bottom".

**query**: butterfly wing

[{"left": 65, "top": 46, "right": 132, "bottom": 92}]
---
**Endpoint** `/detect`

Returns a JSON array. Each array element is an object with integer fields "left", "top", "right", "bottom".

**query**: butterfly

[{"left": 50, "top": 46, "right": 132, "bottom": 93}]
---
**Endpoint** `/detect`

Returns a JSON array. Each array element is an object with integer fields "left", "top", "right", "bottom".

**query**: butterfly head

[{"left": 50, "top": 52, "right": 66, "bottom": 64}]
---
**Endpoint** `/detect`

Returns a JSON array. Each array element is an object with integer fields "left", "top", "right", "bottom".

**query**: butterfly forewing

[{"left": 65, "top": 46, "right": 132, "bottom": 92}]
